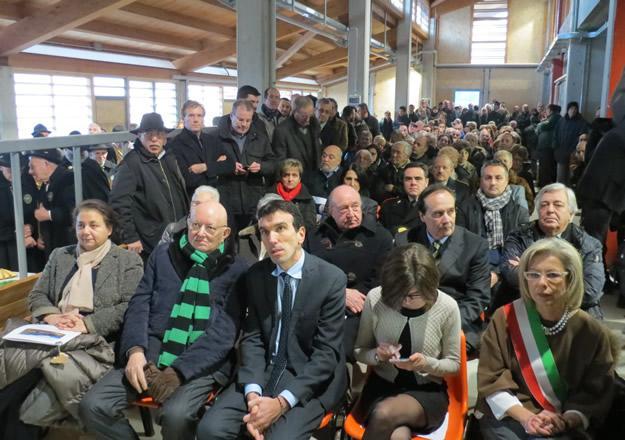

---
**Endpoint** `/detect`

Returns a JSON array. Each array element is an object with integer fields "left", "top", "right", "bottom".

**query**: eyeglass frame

[{"left": 523, "top": 271, "right": 569, "bottom": 282}]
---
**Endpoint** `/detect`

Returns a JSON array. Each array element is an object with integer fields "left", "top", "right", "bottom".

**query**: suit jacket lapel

[
  {"left": 437, "top": 233, "right": 461, "bottom": 276},
  {"left": 291, "top": 258, "right": 314, "bottom": 317}
]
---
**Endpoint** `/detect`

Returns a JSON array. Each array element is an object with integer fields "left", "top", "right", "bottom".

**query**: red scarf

[{"left": 277, "top": 182, "right": 302, "bottom": 201}]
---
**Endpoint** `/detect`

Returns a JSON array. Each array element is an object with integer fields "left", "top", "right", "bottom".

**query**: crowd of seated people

[{"left": 0, "top": 76, "right": 624, "bottom": 439}]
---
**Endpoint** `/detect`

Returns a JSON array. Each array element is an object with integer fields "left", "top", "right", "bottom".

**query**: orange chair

[
  {"left": 132, "top": 387, "right": 221, "bottom": 437},
  {"left": 343, "top": 332, "right": 468, "bottom": 440}
]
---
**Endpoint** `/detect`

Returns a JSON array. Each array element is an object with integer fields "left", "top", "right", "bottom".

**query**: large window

[
  {"left": 14, "top": 73, "right": 93, "bottom": 138},
  {"left": 454, "top": 90, "right": 481, "bottom": 109},
  {"left": 413, "top": 0, "right": 429, "bottom": 34},
  {"left": 129, "top": 80, "right": 177, "bottom": 128},
  {"left": 471, "top": 0, "right": 508, "bottom": 64},
  {"left": 93, "top": 76, "right": 125, "bottom": 97},
  {"left": 187, "top": 83, "right": 223, "bottom": 127}
]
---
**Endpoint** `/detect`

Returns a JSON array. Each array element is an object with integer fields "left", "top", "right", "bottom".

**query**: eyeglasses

[
  {"left": 404, "top": 293, "right": 422, "bottom": 301},
  {"left": 188, "top": 222, "right": 227, "bottom": 235},
  {"left": 140, "top": 130, "right": 165, "bottom": 138},
  {"left": 523, "top": 271, "right": 568, "bottom": 282}
]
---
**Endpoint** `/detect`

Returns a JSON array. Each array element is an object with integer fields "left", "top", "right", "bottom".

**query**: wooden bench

[{"left": 0, "top": 274, "right": 40, "bottom": 328}]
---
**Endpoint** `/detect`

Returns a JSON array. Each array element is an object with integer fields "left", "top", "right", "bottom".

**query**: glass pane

[
  {"left": 14, "top": 73, "right": 51, "bottom": 84},
  {"left": 155, "top": 82, "right": 175, "bottom": 90},
  {"left": 223, "top": 86, "right": 237, "bottom": 100},
  {"left": 94, "top": 76, "right": 125, "bottom": 87},
  {"left": 130, "top": 88, "right": 154, "bottom": 98},
  {"left": 15, "top": 83, "right": 52, "bottom": 95},
  {"left": 94, "top": 86, "right": 126, "bottom": 97},
  {"left": 53, "top": 75, "right": 89, "bottom": 86},
  {"left": 52, "top": 84, "right": 91, "bottom": 96},
  {"left": 129, "top": 80, "right": 152, "bottom": 89}
]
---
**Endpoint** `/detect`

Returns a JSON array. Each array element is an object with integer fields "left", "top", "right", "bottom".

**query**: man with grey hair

[
  {"left": 208, "top": 99, "right": 276, "bottom": 235},
  {"left": 499, "top": 183, "right": 605, "bottom": 318},
  {"left": 372, "top": 141, "right": 412, "bottom": 202},
  {"left": 160, "top": 185, "right": 221, "bottom": 244},
  {"left": 272, "top": 95, "right": 322, "bottom": 174}
]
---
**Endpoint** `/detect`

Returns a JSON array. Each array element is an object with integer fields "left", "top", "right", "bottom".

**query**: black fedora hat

[
  {"left": 28, "top": 148, "right": 64, "bottom": 165},
  {"left": 130, "top": 112, "right": 172, "bottom": 134},
  {"left": 32, "top": 123, "right": 51, "bottom": 137},
  {"left": 0, "top": 154, "right": 10, "bottom": 168}
]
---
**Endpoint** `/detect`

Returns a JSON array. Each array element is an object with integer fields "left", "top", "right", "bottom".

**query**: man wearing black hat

[
  {"left": 28, "top": 148, "right": 75, "bottom": 258},
  {"left": 32, "top": 123, "right": 51, "bottom": 138},
  {"left": 110, "top": 112, "right": 188, "bottom": 257}
]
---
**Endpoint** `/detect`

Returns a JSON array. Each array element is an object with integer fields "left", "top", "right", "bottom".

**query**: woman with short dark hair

[
  {"left": 0, "top": 199, "right": 143, "bottom": 438},
  {"left": 353, "top": 244, "right": 462, "bottom": 439}
]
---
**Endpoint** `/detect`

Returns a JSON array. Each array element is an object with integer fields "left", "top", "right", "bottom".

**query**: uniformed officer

[
  {"left": 379, "top": 162, "right": 429, "bottom": 235},
  {"left": 28, "top": 149, "right": 75, "bottom": 258}
]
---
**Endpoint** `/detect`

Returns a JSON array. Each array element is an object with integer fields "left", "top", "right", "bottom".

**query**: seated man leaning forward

[
  {"left": 79, "top": 200, "right": 248, "bottom": 440},
  {"left": 198, "top": 199, "right": 347, "bottom": 440}
]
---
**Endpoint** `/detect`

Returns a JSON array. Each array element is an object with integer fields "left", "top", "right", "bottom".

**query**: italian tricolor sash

[{"left": 503, "top": 299, "right": 568, "bottom": 412}]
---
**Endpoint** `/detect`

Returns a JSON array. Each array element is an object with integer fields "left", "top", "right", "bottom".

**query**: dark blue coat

[{"left": 119, "top": 236, "right": 248, "bottom": 382}]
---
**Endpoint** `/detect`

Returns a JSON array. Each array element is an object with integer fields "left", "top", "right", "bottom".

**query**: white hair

[
  {"left": 192, "top": 185, "right": 220, "bottom": 202},
  {"left": 534, "top": 183, "right": 578, "bottom": 217}
]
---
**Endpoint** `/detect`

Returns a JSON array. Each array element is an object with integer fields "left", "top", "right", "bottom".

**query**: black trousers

[{"left": 0, "top": 368, "right": 43, "bottom": 440}]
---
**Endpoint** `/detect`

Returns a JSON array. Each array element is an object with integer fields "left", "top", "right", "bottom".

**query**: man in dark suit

[
  {"left": 357, "top": 103, "right": 380, "bottom": 137},
  {"left": 317, "top": 97, "right": 348, "bottom": 151},
  {"left": 396, "top": 184, "right": 490, "bottom": 353},
  {"left": 198, "top": 199, "right": 346, "bottom": 440},
  {"left": 169, "top": 100, "right": 220, "bottom": 197},
  {"left": 273, "top": 95, "right": 323, "bottom": 176}
]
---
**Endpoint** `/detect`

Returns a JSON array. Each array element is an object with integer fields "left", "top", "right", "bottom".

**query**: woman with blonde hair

[{"left": 477, "top": 238, "right": 615, "bottom": 439}]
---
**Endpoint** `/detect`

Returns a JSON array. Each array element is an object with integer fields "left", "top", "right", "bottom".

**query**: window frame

[{"left": 470, "top": 0, "right": 509, "bottom": 65}]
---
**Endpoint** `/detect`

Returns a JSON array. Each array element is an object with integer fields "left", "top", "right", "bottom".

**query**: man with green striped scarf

[{"left": 80, "top": 201, "right": 249, "bottom": 440}]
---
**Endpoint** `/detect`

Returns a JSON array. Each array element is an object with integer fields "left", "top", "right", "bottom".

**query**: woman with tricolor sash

[{"left": 476, "top": 238, "right": 616, "bottom": 439}]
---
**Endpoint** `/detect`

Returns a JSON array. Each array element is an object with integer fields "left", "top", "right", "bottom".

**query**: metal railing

[{"left": 0, "top": 132, "right": 136, "bottom": 277}]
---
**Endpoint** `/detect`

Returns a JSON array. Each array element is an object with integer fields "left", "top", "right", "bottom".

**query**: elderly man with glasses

[
  {"left": 80, "top": 199, "right": 248, "bottom": 440},
  {"left": 110, "top": 112, "right": 188, "bottom": 258}
]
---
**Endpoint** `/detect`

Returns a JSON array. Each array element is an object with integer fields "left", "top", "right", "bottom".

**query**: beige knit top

[{"left": 354, "top": 287, "right": 462, "bottom": 384}]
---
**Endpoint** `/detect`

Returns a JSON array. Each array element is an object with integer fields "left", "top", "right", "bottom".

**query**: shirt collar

[
  {"left": 272, "top": 250, "right": 306, "bottom": 280},
  {"left": 426, "top": 231, "right": 449, "bottom": 245}
]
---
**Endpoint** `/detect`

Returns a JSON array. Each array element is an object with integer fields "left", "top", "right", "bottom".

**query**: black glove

[{"left": 149, "top": 367, "right": 182, "bottom": 403}]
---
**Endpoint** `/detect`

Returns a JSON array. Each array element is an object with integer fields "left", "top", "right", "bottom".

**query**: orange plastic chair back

[{"left": 344, "top": 332, "right": 469, "bottom": 440}]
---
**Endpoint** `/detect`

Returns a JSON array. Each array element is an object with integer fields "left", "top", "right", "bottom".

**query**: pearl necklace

[{"left": 542, "top": 307, "right": 573, "bottom": 336}]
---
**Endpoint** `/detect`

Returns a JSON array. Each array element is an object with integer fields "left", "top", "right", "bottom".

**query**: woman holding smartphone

[{"left": 353, "top": 244, "right": 462, "bottom": 440}]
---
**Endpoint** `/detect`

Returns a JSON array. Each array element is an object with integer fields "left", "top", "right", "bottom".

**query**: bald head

[
  {"left": 320, "top": 145, "right": 342, "bottom": 173},
  {"left": 188, "top": 200, "right": 231, "bottom": 253},
  {"left": 328, "top": 185, "right": 362, "bottom": 230}
]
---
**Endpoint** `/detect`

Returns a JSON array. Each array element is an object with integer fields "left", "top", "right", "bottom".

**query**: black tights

[{"left": 363, "top": 394, "right": 427, "bottom": 440}]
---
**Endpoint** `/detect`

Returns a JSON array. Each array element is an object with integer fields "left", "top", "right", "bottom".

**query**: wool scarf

[
  {"left": 157, "top": 234, "right": 222, "bottom": 368},
  {"left": 476, "top": 186, "right": 512, "bottom": 249},
  {"left": 58, "top": 239, "right": 112, "bottom": 314},
  {"left": 276, "top": 181, "right": 302, "bottom": 202}
]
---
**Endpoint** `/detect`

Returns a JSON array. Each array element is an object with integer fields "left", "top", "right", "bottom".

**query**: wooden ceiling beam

[
  {"left": 78, "top": 21, "right": 204, "bottom": 51},
  {"left": 173, "top": 40, "right": 237, "bottom": 72},
  {"left": 48, "top": 36, "right": 187, "bottom": 60},
  {"left": 0, "top": 0, "right": 137, "bottom": 56},
  {"left": 277, "top": 47, "right": 347, "bottom": 79},
  {"left": 172, "top": 23, "right": 305, "bottom": 73},
  {"left": 120, "top": 3, "right": 236, "bottom": 38},
  {"left": 276, "top": 30, "right": 316, "bottom": 68}
]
